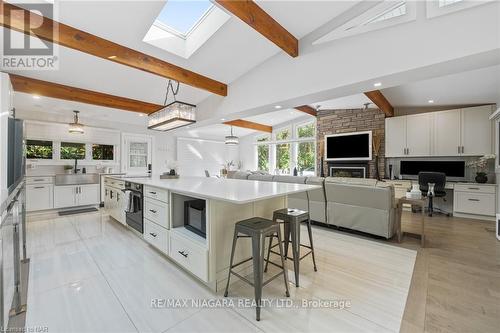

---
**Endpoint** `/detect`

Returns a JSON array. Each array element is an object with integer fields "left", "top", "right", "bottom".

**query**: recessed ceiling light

[
  {"left": 221, "top": 118, "right": 226, "bottom": 121},
  {"left": 373, "top": 82, "right": 382, "bottom": 87},
  {"left": 108, "top": 55, "right": 117, "bottom": 59},
  {"left": 32, "top": 95, "right": 40, "bottom": 99},
  {"left": 139, "top": 113, "right": 145, "bottom": 117},
  {"left": 274, "top": 105, "right": 282, "bottom": 109},
  {"left": 428, "top": 99, "right": 434, "bottom": 104}
]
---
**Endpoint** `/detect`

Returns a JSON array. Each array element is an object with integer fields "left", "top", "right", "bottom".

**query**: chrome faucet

[{"left": 74, "top": 159, "right": 80, "bottom": 174}]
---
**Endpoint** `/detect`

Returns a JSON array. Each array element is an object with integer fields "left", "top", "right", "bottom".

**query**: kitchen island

[{"left": 107, "top": 176, "right": 320, "bottom": 291}]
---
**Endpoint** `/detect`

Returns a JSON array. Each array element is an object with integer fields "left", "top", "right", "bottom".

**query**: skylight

[
  {"left": 439, "top": 0, "right": 464, "bottom": 7},
  {"left": 155, "top": 0, "right": 214, "bottom": 37},
  {"left": 365, "top": 1, "right": 407, "bottom": 25}
]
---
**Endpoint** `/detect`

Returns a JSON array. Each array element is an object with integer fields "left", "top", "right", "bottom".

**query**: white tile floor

[{"left": 24, "top": 211, "right": 416, "bottom": 333}]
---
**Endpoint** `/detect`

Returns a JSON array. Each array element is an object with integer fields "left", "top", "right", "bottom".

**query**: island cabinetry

[{"left": 143, "top": 185, "right": 169, "bottom": 254}]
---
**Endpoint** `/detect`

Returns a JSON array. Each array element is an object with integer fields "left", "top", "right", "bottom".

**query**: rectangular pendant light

[{"left": 148, "top": 101, "right": 196, "bottom": 131}]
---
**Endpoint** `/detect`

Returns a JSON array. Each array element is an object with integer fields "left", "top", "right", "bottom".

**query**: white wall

[
  {"left": 176, "top": 137, "right": 239, "bottom": 177},
  {"left": 239, "top": 135, "right": 256, "bottom": 171}
]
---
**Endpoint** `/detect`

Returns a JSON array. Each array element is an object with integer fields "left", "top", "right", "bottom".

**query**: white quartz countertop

[{"left": 108, "top": 176, "right": 320, "bottom": 204}]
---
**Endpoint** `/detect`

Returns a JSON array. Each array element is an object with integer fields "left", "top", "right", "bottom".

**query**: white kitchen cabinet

[
  {"left": 78, "top": 184, "right": 99, "bottom": 206},
  {"left": 54, "top": 185, "right": 77, "bottom": 208},
  {"left": 54, "top": 184, "right": 99, "bottom": 208},
  {"left": 386, "top": 106, "right": 493, "bottom": 158},
  {"left": 26, "top": 184, "right": 53, "bottom": 211},
  {"left": 406, "top": 113, "right": 432, "bottom": 156},
  {"left": 461, "top": 106, "right": 492, "bottom": 156},
  {"left": 433, "top": 109, "right": 461, "bottom": 156},
  {"left": 385, "top": 116, "right": 407, "bottom": 157},
  {"left": 122, "top": 133, "right": 152, "bottom": 175}
]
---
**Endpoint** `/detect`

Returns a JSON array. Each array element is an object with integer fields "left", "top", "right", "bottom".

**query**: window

[
  {"left": 365, "top": 1, "right": 406, "bottom": 25},
  {"left": 298, "top": 142, "right": 316, "bottom": 176},
  {"left": 297, "top": 122, "right": 315, "bottom": 139},
  {"left": 60, "top": 142, "right": 86, "bottom": 160},
  {"left": 257, "top": 144, "right": 269, "bottom": 172},
  {"left": 92, "top": 144, "right": 114, "bottom": 161},
  {"left": 26, "top": 140, "right": 53, "bottom": 159},
  {"left": 155, "top": 0, "right": 213, "bottom": 36},
  {"left": 438, "top": 0, "right": 463, "bottom": 7},
  {"left": 276, "top": 128, "right": 290, "bottom": 141},
  {"left": 276, "top": 143, "right": 291, "bottom": 174},
  {"left": 129, "top": 142, "right": 148, "bottom": 168}
]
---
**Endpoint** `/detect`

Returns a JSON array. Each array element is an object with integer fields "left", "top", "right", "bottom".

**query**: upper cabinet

[
  {"left": 385, "top": 105, "right": 493, "bottom": 157},
  {"left": 385, "top": 113, "right": 432, "bottom": 157},
  {"left": 122, "top": 133, "right": 153, "bottom": 175},
  {"left": 461, "top": 106, "right": 492, "bottom": 156},
  {"left": 433, "top": 109, "right": 461, "bottom": 156}
]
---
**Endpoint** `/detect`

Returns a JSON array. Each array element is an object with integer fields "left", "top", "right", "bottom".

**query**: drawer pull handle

[
  {"left": 149, "top": 209, "right": 157, "bottom": 213},
  {"left": 467, "top": 187, "right": 480, "bottom": 190},
  {"left": 149, "top": 191, "right": 157, "bottom": 195},
  {"left": 178, "top": 250, "right": 188, "bottom": 258},
  {"left": 149, "top": 232, "right": 157, "bottom": 237},
  {"left": 33, "top": 186, "right": 45, "bottom": 189},
  {"left": 468, "top": 199, "right": 480, "bottom": 202},
  {"left": 34, "top": 179, "right": 45, "bottom": 181}
]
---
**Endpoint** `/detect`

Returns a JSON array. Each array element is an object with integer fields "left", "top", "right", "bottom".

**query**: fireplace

[{"left": 328, "top": 162, "right": 368, "bottom": 178}]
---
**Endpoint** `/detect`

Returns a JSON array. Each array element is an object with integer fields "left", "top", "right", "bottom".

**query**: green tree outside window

[{"left": 61, "top": 142, "right": 86, "bottom": 159}]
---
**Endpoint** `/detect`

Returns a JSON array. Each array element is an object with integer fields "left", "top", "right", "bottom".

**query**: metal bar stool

[
  {"left": 265, "top": 208, "right": 317, "bottom": 287},
  {"left": 224, "top": 217, "right": 290, "bottom": 321}
]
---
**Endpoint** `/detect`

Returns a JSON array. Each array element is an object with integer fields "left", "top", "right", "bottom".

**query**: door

[
  {"left": 78, "top": 184, "right": 99, "bottom": 206},
  {"left": 26, "top": 184, "right": 53, "bottom": 211},
  {"left": 461, "top": 106, "right": 492, "bottom": 156},
  {"left": 385, "top": 117, "right": 407, "bottom": 157},
  {"left": 122, "top": 134, "right": 152, "bottom": 175},
  {"left": 434, "top": 109, "right": 461, "bottom": 156},
  {"left": 406, "top": 113, "right": 432, "bottom": 156},
  {"left": 54, "top": 185, "right": 77, "bottom": 208}
]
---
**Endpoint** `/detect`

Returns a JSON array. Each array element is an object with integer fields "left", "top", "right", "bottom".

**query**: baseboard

[{"left": 452, "top": 212, "right": 495, "bottom": 221}]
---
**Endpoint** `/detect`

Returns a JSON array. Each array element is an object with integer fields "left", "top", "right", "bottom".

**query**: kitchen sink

[{"left": 55, "top": 173, "right": 100, "bottom": 186}]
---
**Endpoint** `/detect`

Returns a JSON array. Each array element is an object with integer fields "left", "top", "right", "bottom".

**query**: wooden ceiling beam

[
  {"left": 294, "top": 105, "right": 317, "bottom": 116},
  {"left": 215, "top": 0, "right": 298, "bottom": 57},
  {"left": 224, "top": 119, "right": 272, "bottom": 133},
  {"left": 364, "top": 90, "right": 394, "bottom": 117},
  {"left": 10, "top": 74, "right": 163, "bottom": 114},
  {"left": 0, "top": 1, "right": 227, "bottom": 96}
]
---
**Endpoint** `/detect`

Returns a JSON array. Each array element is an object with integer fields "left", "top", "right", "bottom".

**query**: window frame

[{"left": 91, "top": 143, "right": 116, "bottom": 162}]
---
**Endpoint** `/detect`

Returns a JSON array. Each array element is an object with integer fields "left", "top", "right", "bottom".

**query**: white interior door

[
  {"left": 461, "top": 106, "right": 493, "bottom": 156},
  {"left": 406, "top": 113, "right": 432, "bottom": 156},
  {"left": 123, "top": 134, "right": 152, "bottom": 175},
  {"left": 385, "top": 117, "right": 407, "bottom": 157},
  {"left": 433, "top": 109, "right": 461, "bottom": 156}
]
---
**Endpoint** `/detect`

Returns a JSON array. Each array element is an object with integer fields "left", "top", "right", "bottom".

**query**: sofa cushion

[
  {"left": 272, "top": 175, "right": 307, "bottom": 184},
  {"left": 248, "top": 174, "right": 274, "bottom": 181},
  {"left": 231, "top": 171, "right": 251, "bottom": 180},
  {"left": 325, "top": 177, "right": 378, "bottom": 186}
]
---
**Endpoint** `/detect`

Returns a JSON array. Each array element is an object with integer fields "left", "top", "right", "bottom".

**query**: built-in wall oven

[{"left": 125, "top": 182, "right": 143, "bottom": 233}]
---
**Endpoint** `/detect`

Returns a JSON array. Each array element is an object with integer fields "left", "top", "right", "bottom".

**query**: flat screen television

[
  {"left": 400, "top": 160, "right": 465, "bottom": 178},
  {"left": 325, "top": 131, "right": 372, "bottom": 161}
]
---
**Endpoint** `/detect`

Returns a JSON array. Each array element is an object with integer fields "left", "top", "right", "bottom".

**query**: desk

[
  {"left": 397, "top": 197, "right": 427, "bottom": 247},
  {"left": 386, "top": 180, "right": 496, "bottom": 221}
]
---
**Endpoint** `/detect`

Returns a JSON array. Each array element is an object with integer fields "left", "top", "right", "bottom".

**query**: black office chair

[{"left": 418, "top": 172, "right": 450, "bottom": 217}]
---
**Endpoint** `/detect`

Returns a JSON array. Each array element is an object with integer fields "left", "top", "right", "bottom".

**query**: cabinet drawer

[
  {"left": 454, "top": 192, "right": 495, "bottom": 216},
  {"left": 144, "top": 186, "right": 168, "bottom": 203},
  {"left": 144, "top": 198, "right": 169, "bottom": 228},
  {"left": 144, "top": 219, "right": 168, "bottom": 254},
  {"left": 26, "top": 184, "right": 53, "bottom": 211},
  {"left": 454, "top": 184, "right": 495, "bottom": 194},
  {"left": 26, "top": 176, "right": 53, "bottom": 185},
  {"left": 170, "top": 232, "right": 208, "bottom": 282}
]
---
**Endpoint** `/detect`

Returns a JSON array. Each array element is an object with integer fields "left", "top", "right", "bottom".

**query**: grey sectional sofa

[{"left": 228, "top": 172, "right": 397, "bottom": 239}]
